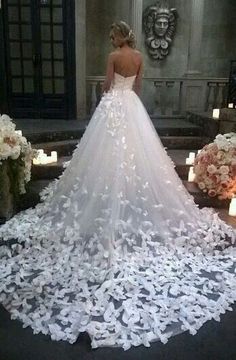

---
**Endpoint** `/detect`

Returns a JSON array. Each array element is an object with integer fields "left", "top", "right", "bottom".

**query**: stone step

[
  {"left": 34, "top": 140, "right": 78, "bottom": 157},
  {"left": 186, "top": 112, "right": 219, "bottom": 138},
  {"left": 19, "top": 180, "right": 51, "bottom": 211},
  {"left": 31, "top": 156, "right": 191, "bottom": 181},
  {"left": 152, "top": 119, "right": 202, "bottom": 136},
  {"left": 18, "top": 178, "right": 230, "bottom": 213},
  {"left": 31, "top": 150, "right": 202, "bottom": 181},
  {"left": 27, "top": 125, "right": 201, "bottom": 143},
  {"left": 183, "top": 181, "right": 230, "bottom": 209},
  {"left": 33, "top": 136, "right": 210, "bottom": 159},
  {"left": 161, "top": 136, "right": 210, "bottom": 149},
  {"left": 17, "top": 118, "right": 203, "bottom": 144},
  {"left": 31, "top": 156, "right": 70, "bottom": 180}
]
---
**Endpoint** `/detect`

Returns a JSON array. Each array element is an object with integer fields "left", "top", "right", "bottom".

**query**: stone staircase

[
  {"left": 12, "top": 117, "right": 230, "bottom": 212},
  {"left": 24, "top": 149, "right": 229, "bottom": 211}
]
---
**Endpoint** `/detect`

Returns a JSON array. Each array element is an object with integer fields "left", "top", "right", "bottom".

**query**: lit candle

[
  {"left": 229, "top": 197, "right": 236, "bottom": 216},
  {"left": 37, "top": 149, "right": 44, "bottom": 156},
  {"left": 189, "top": 152, "right": 195, "bottom": 161},
  {"left": 185, "top": 158, "right": 193, "bottom": 165},
  {"left": 15, "top": 130, "right": 22, "bottom": 136},
  {"left": 40, "top": 153, "right": 48, "bottom": 164},
  {"left": 212, "top": 109, "right": 220, "bottom": 119},
  {"left": 188, "top": 166, "right": 195, "bottom": 182},
  {"left": 47, "top": 156, "right": 54, "bottom": 164},
  {"left": 33, "top": 158, "right": 40, "bottom": 165},
  {"left": 228, "top": 103, "right": 234, "bottom": 109},
  {"left": 51, "top": 151, "right": 58, "bottom": 162}
]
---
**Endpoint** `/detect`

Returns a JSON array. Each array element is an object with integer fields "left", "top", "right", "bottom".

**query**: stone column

[
  {"left": 186, "top": 0, "right": 205, "bottom": 76},
  {"left": 75, "top": 0, "right": 86, "bottom": 119},
  {"left": 129, "top": 0, "right": 143, "bottom": 49}
]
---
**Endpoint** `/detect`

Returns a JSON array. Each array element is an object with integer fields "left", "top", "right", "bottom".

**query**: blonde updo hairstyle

[{"left": 110, "top": 21, "right": 136, "bottom": 48}]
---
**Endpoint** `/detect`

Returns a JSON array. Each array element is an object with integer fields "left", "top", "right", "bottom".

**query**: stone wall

[
  {"left": 86, "top": 0, "right": 130, "bottom": 76},
  {"left": 200, "top": 0, "right": 236, "bottom": 77},
  {"left": 142, "top": 0, "right": 190, "bottom": 78},
  {"left": 86, "top": 0, "right": 236, "bottom": 78}
]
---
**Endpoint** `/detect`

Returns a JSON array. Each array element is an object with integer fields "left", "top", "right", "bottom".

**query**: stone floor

[{"left": 1, "top": 302, "right": 236, "bottom": 360}]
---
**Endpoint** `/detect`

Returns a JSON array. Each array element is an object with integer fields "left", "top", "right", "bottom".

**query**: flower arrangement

[
  {"left": 194, "top": 133, "right": 236, "bottom": 199},
  {"left": 0, "top": 114, "right": 35, "bottom": 195}
]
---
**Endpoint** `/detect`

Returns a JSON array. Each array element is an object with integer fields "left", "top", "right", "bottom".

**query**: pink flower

[
  {"left": 194, "top": 135, "right": 236, "bottom": 199},
  {"left": 208, "top": 189, "right": 216, "bottom": 197}
]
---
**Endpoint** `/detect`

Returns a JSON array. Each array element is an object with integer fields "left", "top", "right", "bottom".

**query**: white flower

[
  {"left": 0, "top": 114, "right": 35, "bottom": 194},
  {"left": 220, "top": 174, "right": 229, "bottom": 182},
  {"left": 207, "top": 164, "right": 217, "bottom": 174},
  {"left": 198, "top": 182, "right": 206, "bottom": 190},
  {"left": 0, "top": 143, "right": 12, "bottom": 159},
  {"left": 10, "top": 145, "right": 21, "bottom": 160},
  {"left": 219, "top": 165, "right": 229, "bottom": 175}
]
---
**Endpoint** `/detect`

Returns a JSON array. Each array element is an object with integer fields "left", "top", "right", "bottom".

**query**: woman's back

[{"left": 113, "top": 47, "right": 142, "bottom": 77}]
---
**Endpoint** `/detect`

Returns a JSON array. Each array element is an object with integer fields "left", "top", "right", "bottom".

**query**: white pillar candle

[
  {"left": 228, "top": 103, "right": 234, "bottom": 109},
  {"left": 37, "top": 149, "right": 44, "bottom": 156},
  {"left": 229, "top": 198, "right": 236, "bottom": 216},
  {"left": 185, "top": 158, "right": 193, "bottom": 165},
  {"left": 33, "top": 158, "right": 40, "bottom": 165},
  {"left": 51, "top": 151, "right": 58, "bottom": 162},
  {"left": 189, "top": 152, "right": 195, "bottom": 161},
  {"left": 47, "top": 156, "right": 54, "bottom": 164},
  {"left": 212, "top": 108, "right": 220, "bottom": 119},
  {"left": 40, "top": 153, "right": 48, "bottom": 164},
  {"left": 188, "top": 166, "right": 195, "bottom": 182},
  {"left": 15, "top": 130, "right": 22, "bottom": 136}
]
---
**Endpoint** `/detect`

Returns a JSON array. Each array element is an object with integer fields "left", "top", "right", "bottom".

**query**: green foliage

[{"left": 0, "top": 156, "right": 25, "bottom": 205}]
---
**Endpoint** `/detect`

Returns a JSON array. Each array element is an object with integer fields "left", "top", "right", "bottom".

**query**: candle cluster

[
  {"left": 212, "top": 104, "right": 236, "bottom": 119},
  {"left": 186, "top": 152, "right": 196, "bottom": 165},
  {"left": 185, "top": 151, "right": 201, "bottom": 165},
  {"left": 33, "top": 149, "right": 58, "bottom": 165},
  {"left": 186, "top": 151, "right": 201, "bottom": 182},
  {"left": 188, "top": 166, "right": 195, "bottom": 182}
]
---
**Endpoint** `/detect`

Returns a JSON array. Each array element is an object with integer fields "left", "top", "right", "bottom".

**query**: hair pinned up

[{"left": 110, "top": 21, "right": 136, "bottom": 48}]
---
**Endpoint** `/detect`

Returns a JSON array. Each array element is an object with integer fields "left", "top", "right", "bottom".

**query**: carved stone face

[
  {"left": 143, "top": 2, "right": 178, "bottom": 60},
  {"left": 154, "top": 16, "right": 169, "bottom": 37}
]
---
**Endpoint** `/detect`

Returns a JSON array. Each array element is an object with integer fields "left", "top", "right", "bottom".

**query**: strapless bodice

[{"left": 111, "top": 72, "right": 136, "bottom": 91}]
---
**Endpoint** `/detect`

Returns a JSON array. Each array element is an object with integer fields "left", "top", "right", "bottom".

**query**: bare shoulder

[
  {"left": 133, "top": 49, "right": 143, "bottom": 62},
  {"left": 108, "top": 50, "right": 119, "bottom": 60},
  {"left": 133, "top": 49, "right": 142, "bottom": 57}
]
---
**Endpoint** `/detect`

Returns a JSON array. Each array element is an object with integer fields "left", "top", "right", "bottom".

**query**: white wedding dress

[{"left": 0, "top": 73, "right": 236, "bottom": 350}]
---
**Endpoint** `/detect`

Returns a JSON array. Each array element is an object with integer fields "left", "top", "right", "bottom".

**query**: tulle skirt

[{"left": 0, "top": 88, "right": 235, "bottom": 350}]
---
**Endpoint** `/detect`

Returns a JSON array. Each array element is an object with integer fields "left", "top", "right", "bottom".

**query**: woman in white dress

[{"left": 0, "top": 21, "right": 236, "bottom": 350}]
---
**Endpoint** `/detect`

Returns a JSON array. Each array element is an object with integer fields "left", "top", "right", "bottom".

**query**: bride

[{"left": 0, "top": 21, "right": 236, "bottom": 350}]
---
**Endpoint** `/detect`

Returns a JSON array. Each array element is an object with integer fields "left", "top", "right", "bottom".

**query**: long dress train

[{"left": 0, "top": 73, "right": 236, "bottom": 350}]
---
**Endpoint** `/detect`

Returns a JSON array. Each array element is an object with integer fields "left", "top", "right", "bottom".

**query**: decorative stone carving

[{"left": 143, "top": 1, "right": 178, "bottom": 60}]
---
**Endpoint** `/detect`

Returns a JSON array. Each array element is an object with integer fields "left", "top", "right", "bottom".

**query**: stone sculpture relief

[{"left": 143, "top": 1, "right": 178, "bottom": 60}]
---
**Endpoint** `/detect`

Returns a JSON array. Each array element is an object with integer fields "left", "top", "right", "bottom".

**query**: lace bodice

[{"left": 112, "top": 72, "right": 136, "bottom": 91}]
